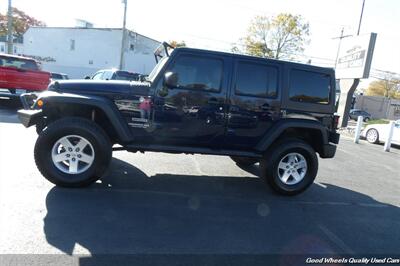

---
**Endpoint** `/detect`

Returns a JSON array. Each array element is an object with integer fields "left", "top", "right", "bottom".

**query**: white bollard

[
  {"left": 354, "top": 116, "right": 363, "bottom": 143},
  {"left": 384, "top": 121, "right": 395, "bottom": 152}
]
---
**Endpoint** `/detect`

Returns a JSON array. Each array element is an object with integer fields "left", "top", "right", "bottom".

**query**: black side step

[{"left": 114, "top": 144, "right": 262, "bottom": 158}]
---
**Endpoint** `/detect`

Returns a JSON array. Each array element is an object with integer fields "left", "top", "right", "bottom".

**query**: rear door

[{"left": 225, "top": 58, "right": 282, "bottom": 149}]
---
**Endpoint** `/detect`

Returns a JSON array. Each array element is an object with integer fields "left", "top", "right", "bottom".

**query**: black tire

[
  {"left": 34, "top": 117, "right": 112, "bottom": 187},
  {"left": 366, "top": 128, "right": 379, "bottom": 144},
  {"left": 260, "top": 139, "right": 318, "bottom": 196},
  {"left": 364, "top": 117, "right": 370, "bottom": 122},
  {"left": 230, "top": 156, "right": 258, "bottom": 166}
]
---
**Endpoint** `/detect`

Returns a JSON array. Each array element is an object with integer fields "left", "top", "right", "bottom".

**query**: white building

[{"left": 21, "top": 27, "right": 161, "bottom": 78}]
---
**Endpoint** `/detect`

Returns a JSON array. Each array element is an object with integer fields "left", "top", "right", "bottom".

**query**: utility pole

[
  {"left": 332, "top": 27, "right": 352, "bottom": 69},
  {"left": 357, "top": 0, "right": 366, "bottom": 35},
  {"left": 7, "top": 0, "right": 13, "bottom": 54},
  {"left": 119, "top": 0, "right": 128, "bottom": 70}
]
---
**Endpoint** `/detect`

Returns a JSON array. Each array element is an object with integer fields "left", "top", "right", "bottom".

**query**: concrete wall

[
  {"left": 22, "top": 27, "right": 160, "bottom": 79},
  {"left": 355, "top": 95, "right": 400, "bottom": 120}
]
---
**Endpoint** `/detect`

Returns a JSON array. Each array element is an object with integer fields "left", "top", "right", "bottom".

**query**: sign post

[
  {"left": 383, "top": 121, "right": 395, "bottom": 152},
  {"left": 336, "top": 33, "right": 377, "bottom": 128}
]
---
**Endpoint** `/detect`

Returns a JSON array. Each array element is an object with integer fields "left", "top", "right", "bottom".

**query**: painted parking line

[
  {"left": 315, "top": 182, "right": 327, "bottom": 188},
  {"left": 318, "top": 224, "right": 355, "bottom": 254}
]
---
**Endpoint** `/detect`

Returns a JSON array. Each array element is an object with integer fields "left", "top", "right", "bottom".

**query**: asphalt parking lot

[{"left": 0, "top": 102, "right": 399, "bottom": 265}]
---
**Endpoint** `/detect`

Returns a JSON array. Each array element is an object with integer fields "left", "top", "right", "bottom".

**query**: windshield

[{"left": 148, "top": 57, "right": 168, "bottom": 82}]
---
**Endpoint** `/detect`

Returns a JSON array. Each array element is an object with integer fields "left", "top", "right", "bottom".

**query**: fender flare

[
  {"left": 256, "top": 119, "right": 329, "bottom": 152},
  {"left": 37, "top": 92, "right": 133, "bottom": 143}
]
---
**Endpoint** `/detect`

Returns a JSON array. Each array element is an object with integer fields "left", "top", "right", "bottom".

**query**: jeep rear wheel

[
  {"left": 230, "top": 156, "right": 258, "bottom": 166},
  {"left": 260, "top": 139, "right": 318, "bottom": 196},
  {"left": 34, "top": 117, "right": 112, "bottom": 187}
]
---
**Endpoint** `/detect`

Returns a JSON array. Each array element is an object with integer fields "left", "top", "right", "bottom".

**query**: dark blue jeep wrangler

[{"left": 18, "top": 43, "right": 340, "bottom": 195}]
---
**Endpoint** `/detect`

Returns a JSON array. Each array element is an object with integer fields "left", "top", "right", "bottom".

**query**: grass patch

[{"left": 365, "top": 119, "right": 390, "bottom": 125}]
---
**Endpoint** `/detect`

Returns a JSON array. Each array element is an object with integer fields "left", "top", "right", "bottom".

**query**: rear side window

[
  {"left": 102, "top": 71, "right": 114, "bottom": 80},
  {"left": 169, "top": 55, "right": 223, "bottom": 92},
  {"left": 235, "top": 62, "right": 278, "bottom": 98},
  {"left": 92, "top": 71, "right": 104, "bottom": 80},
  {"left": 51, "top": 73, "right": 63, "bottom": 79},
  {"left": 0, "top": 56, "right": 38, "bottom": 70},
  {"left": 289, "top": 70, "right": 331, "bottom": 105}
]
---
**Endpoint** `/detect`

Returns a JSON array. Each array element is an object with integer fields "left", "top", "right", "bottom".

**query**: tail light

[{"left": 333, "top": 115, "right": 340, "bottom": 129}]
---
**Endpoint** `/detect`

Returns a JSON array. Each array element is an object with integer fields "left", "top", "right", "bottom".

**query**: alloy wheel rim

[
  {"left": 367, "top": 130, "right": 377, "bottom": 142},
  {"left": 277, "top": 152, "right": 307, "bottom": 185},
  {"left": 51, "top": 135, "right": 95, "bottom": 175}
]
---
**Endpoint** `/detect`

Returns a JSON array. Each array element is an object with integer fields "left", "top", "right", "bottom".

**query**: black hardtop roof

[{"left": 172, "top": 47, "right": 334, "bottom": 73}]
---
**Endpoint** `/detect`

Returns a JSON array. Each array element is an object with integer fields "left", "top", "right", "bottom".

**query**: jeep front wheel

[
  {"left": 260, "top": 139, "right": 318, "bottom": 195},
  {"left": 34, "top": 117, "right": 112, "bottom": 187}
]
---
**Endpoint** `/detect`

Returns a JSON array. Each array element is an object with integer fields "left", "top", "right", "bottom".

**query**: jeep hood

[{"left": 48, "top": 80, "right": 151, "bottom": 97}]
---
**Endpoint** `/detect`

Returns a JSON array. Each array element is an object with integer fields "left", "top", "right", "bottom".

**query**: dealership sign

[{"left": 336, "top": 33, "right": 377, "bottom": 79}]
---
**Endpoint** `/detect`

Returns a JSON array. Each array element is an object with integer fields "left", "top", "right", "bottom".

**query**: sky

[{"left": 1, "top": 0, "right": 400, "bottom": 87}]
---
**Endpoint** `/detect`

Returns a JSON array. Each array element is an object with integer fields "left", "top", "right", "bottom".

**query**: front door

[
  {"left": 225, "top": 59, "right": 282, "bottom": 149},
  {"left": 152, "top": 52, "right": 229, "bottom": 147}
]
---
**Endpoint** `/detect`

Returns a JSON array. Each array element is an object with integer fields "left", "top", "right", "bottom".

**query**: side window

[
  {"left": 289, "top": 70, "right": 331, "bottom": 105},
  {"left": 235, "top": 62, "right": 278, "bottom": 98},
  {"left": 92, "top": 71, "right": 104, "bottom": 80},
  {"left": 102, "top": 71, "right": 113, "bottom": 80},
  {"left": 169, "top": 55, "right": 223, "bottom": 92}
]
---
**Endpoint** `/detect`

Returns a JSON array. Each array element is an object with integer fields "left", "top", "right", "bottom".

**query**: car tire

[
  {"left": 260, "top": 139, "right": 318, "bottom": 196},
  {"left": 364, "top": 117, "right": 370, "bottom": 122},
  {"left": 230, "top": 156, "right": 258, "bottom": 166},
  {"left": 34, "top": 117, "right": 112, "bottom": 187},
  {"left": 366, "top": 128, "right": 379, "bottom": 144}
]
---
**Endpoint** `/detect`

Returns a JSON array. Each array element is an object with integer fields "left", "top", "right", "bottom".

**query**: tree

[
  {"left": 235, "top": 13, "right": 310, "bottom": 59},
  {"left": 169, "top": 40, "right": 186, "bottom": 48},
  {"left": 366, "top": 79, "right": 400, "bottom": 99},
  {"left": 0, "top": 8, "right": 45, "bottom": 37}
]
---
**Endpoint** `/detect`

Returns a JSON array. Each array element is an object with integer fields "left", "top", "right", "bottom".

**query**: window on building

[
  {"left": 70, "top": 39, "right": 75, "bottom": 51},
  {"left": 0, "top": 45, "right": 4, "bottom": 52},
  {"left": 169, "top": 55, "right": 223, "bottom": 92},
  {"left": 130, "top": 44, "right": 134, "bottom": 51},
  {"left": 289, "top": 69, "right": 331, "bottom": 105},
  {"left": 13, "top": 46, "right": 17, "bottom": 54},
  {"left": 235, "top": 62, "right": 278, "bottom": 98}
]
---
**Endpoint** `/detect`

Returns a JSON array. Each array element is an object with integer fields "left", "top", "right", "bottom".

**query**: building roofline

[
  {"left": 0, "top": 53, "right": 38, "bottom": 61},
  {"left": 27, "top": 26, "right": 161, "bottom": 43}
]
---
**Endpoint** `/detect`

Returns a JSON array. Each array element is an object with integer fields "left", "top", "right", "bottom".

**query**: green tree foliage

[
  {"left": 0, "top": 8, "right": 46, "bottom": 37},
  {"left": 366, "top": 79, "right": 400, "bottom": 99},
  {"left": 169, "top": 40, "right": 186, "bottom": 48},
  {"left": 236, "top": 13, "right": 310, "bottom": 59}
]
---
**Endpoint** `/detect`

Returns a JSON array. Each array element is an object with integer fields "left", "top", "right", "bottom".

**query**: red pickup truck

[{"left": 0, "top": 54, "right": 50, "bottom": 99}]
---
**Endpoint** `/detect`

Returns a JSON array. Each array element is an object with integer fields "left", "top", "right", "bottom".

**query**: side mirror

[
  {"left": 84, "top": 76, "right": 91, "bottom": 80},
  {"left": 164, "top": 72, "right": 178, "bottom": 88}
]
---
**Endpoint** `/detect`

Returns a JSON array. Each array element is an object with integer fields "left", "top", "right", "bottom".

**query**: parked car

[
  {"left": 90, "top": 69, "right": 143, "bottom": 81},
  {"left": 361, "top": 120, "right": 400, "bottom": 145},
  {"left": 50, "top": 72, "right": 69, "bottom": 81},
  {"left": 0, "top": 53, "right": 50, "bottom": 99},
  {"left": 349, "top": 109, "right": 372, "bottom": 122},
  {"left": 18, "top": 43, "right": 340, "bottom": 195}
]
